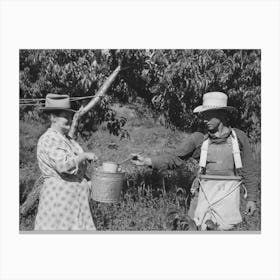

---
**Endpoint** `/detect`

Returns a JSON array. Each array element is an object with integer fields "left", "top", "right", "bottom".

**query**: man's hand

[
  {"left": 130, "top": 154, "right": 152, "bottom": 166},
  {"left": 245, "top": 201, "right": 257, "bottom": 216}
]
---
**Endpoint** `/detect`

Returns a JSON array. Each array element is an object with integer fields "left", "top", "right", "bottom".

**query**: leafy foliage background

[
  {"left": 19, "top": 49, "right": 261, "bottom": 231},
  {"left": 20, "top": 49, "right": 261, "bottom": 142}
]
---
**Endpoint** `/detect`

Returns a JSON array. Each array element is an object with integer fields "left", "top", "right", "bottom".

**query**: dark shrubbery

[
  {"left": 20, "top": 49, "right": 261, "bottom": 143},
  {"left": 19, "top": 49, "right": 261, "bottom": 230}
]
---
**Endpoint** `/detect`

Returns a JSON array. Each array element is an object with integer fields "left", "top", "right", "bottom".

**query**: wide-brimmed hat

[
  {"left": 193, "top": 91, "right": 235, "bottom": 114},
  {"left": 41, "top": 94, "right": 76, "bottom": 113}
]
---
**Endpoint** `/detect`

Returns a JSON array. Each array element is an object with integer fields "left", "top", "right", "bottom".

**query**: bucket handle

[{"left": 118, "top": 153, "right": 142, "bottom": 165}]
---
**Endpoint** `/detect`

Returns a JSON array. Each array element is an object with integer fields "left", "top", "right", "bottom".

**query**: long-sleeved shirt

[{"left": 150, "top": 128, "right": 259, "bottom": 201}]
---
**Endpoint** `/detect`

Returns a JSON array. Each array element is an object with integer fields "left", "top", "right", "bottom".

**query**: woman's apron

[{"left": 188, "top": 130, "right": 245, "bottom": 230}]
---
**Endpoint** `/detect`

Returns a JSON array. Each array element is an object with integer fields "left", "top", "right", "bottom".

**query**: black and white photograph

[{"left": 19, "top": 49, "right": 261, "bottom": 232}]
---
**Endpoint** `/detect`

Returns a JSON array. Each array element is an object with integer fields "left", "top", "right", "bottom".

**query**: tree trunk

[{"left": 68, "top": 65, "right": 121, "bottom": 138}]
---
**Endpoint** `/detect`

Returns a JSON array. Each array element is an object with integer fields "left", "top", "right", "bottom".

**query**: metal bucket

[
  {"left": 102, "top": 161, "right": 119, "bottom": 173},
  {"left": 91, "top": 170, "right": 124, "bottom": 203}
]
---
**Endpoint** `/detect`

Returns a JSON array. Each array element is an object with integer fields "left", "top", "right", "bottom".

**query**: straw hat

[
  {"left": 41, "top": 94, "right": 76, "bottom": 113},
  {"left": 193, "top": 92, "right": 235, "bottom": 114}
]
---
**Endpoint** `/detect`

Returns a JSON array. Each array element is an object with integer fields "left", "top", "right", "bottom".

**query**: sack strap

[
  {"left": 199, "top": 129, "right": 243, "bottom": 169},
  {"left": 199, "top": 138, "right": 209, "bottom": 168},
  {"left": 230, "top": 129, "right": 243, "bottom": 169}
]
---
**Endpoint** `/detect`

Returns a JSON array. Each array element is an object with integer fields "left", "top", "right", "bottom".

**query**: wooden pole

[{"left": 68, "top": 65, "right": 121, "bottom": 138}]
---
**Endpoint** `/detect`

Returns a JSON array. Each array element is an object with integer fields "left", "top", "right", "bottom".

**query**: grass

[{"left": 19, "top": 105, "right": 261, "bottom": 231}]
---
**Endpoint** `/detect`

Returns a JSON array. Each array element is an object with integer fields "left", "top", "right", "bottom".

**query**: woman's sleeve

[{"left": 46, "top": 135, "right": 79, "bottom": 175}]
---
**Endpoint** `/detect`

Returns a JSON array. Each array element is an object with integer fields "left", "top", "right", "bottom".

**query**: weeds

[{"left": 19, "top": 108, "right": 261, "bottom": 231}]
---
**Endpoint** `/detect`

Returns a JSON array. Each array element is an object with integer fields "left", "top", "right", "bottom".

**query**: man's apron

[{"left": 188, "top": 130, "right": 246, "bottom": 230}]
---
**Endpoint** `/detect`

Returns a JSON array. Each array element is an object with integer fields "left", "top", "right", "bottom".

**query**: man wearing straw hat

[{"left": 131, "top": 92, "right": 259, "bottom": 230}]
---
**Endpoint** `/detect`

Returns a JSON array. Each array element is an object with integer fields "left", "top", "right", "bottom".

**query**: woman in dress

[{"left": 34, "top": 94, "right": 97, "bottom": 230}]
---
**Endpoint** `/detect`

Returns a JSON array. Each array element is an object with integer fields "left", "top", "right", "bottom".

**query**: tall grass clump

[{"left": 19, "top": 105, "right": 261, "bottom": 231}]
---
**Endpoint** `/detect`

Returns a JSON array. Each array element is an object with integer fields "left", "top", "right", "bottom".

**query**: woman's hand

[
  {"left": 130, "top": 153, "right": 152, "bottom": 166},
  {"left": 77, "top": 152, "right": 98, "bottom": 164},
  {"left": 84, "top": 152, "right": 98, "bottom": 162}
]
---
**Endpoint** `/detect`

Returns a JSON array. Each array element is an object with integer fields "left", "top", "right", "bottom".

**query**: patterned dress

[{"left": 34, "top": 128, "right": 96, "bottom": 230}]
